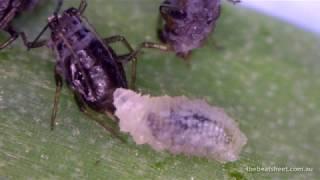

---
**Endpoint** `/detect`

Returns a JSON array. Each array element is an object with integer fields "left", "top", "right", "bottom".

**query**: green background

[{"left": 0, "top": 0, "right": 319, "bottom": 179}]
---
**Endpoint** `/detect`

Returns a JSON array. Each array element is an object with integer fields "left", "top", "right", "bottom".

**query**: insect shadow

[
  {"left": 0, "top": 0, "right": 39, "bottom": 49},
  {"left": 20, "top": 0, "right": 138, "bottom": 140},
  {"left": 127, "top": 0, "right": 240, "bottom": 61}
]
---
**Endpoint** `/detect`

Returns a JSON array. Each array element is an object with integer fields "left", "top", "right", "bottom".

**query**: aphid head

[
  {"left": 29, "top": 0, "right": 87, "bottom": 46},
  {"left": 46, "top": 0, "right": 84, "bottom": 27},
  {"left": 48, "top": 7, "right": 83, "bottom": 32},
  {"left": 160, "top": 4, "right": 187, "bottom": 36},
  {"left": 64, "top": 7, "right": 81, "bottom": 16},
  {"left": 47, "top": 14, "right": 60, "bottom": 25},
  {"left": 45, "top": 0, "right": 64, "bottom": 29}
]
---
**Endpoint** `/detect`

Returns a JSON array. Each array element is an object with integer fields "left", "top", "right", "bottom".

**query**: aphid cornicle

[
  {"left": 0, "top": 0, "right": 38, "bottom": 49},
  {"left": 20, "top": 0, "right": 138, "bottom": 135},
  {"left": 129, "top": 0, "right": 240, "bottom": 59}
]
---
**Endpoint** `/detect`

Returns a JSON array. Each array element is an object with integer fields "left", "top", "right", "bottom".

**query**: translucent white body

[{"left": 113, "top": 88, "right": 247, "bottom": 162}]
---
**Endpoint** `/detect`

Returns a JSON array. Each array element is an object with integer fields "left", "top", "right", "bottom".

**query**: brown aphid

[{"left": 129, "top": 0, "right": 240, "bottom": 60}]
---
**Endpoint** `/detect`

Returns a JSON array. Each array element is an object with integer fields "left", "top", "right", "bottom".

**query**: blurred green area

[{"left": 0, "top": 0, "right": 319, "bottom": 179}]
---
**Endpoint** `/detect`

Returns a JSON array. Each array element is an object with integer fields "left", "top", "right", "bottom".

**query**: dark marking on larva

[{"left": 147, "top": 106, "right": 232, "bottom": 148}]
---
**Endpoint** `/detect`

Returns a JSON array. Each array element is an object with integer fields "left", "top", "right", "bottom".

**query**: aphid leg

[
  {"left": 0, "top": 7, "right": 17, "bottom": 28},
  {"left": 177, "top": 51, "right": 192, "bottom": 62},
  {"left": 50, "top": 68, "right": 63, "bottom": 130},
  {"left": 20, "top": 31, "right": 48, "bottom": 50},
  {"left": 130, "top": 56, "right": 138, "bottom": 90},
  {"left": 0, "top": 5, "right": 20, "bottom": 49},
  {"left": 128, "top": 42, "right": 172, "bottom": 60},
  {"left": 103, "top": 35, "right": 138, "bottom": 90},
  {"left": 0, "top": 34, "right": 18, "bottom": 49},
  {"left": 103, "top": 35, "right": 135, "bottom": 55},
  {"left": 0, "top": 26, "right": 19, "bottom": 49},
  {"left": 78, "top": 0, "right": 88, "bottom": 15},
  {"left": 113, "top": 53, "right": 138, "bottom": 90},
  {"left": 210, "top": 39, "right": 224, "bottom": 51},
  {"left": 73, "top": 92, "right": 125, "bottom": 142},
  {"left": 123, "top": 42, "right": 172, "bottom": 87},
  {"left": 73, "top": 93, "right": 89, "bottom": 113},
  {"left": 156, "top": 14, "right": 166, "bottom": 43},
  {"left": 119, "top": 53, "right": 138, "bottom": 90}
]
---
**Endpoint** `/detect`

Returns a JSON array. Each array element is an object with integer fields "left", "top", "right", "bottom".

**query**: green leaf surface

[{"left": 0, "top": 0, "right": 320, "bottom": 179}]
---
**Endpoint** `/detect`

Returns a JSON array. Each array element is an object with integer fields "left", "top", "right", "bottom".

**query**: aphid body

[
  {"left": 22, "top": 0, "right": 137, "bottom": 132},
  {"left": 48, "top": 8, "right": 128, "bottom": 113},
  {"left": 113, "top": 88, "right": 247, "bottom": 162},
  {"left": 159, "top": 0, "right": 222, "bottom": 57},
  {"left": 129, "top": 0, "right": 240, "bottom": 60},
  {"left": 0, "top": 0, "right": 38, "bottom": 49}
]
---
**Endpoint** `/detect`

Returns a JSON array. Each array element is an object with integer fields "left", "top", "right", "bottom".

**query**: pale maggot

[{"left": 113, "top": 88, "right": 247, "bottom": 162}]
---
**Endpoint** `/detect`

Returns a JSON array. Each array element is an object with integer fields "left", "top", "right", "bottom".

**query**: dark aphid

[
  {"left": 0, "top": 0, "right": 38, "bottom": 49},
  {"left": 130, "top": 0, "right": 240, "bottom": 59},
  {"left": 21, "top": 0, "right": 137, "bottom": 135}
]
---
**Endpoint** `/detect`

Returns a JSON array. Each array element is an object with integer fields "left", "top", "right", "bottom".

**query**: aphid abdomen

[
  {"left": 49, "top": 9, "right": 128, "bottom": 113},
  {"left": 79, "top": 39, "right": 128, "bottom": 112},
  {"left": 56, "top": 39, "right": 127, "bottom": 113},
  {"left": 160, "top": 0, "right": 221, "bottom": 56},
  {"left": 113, "top": 88, "right": 247, "bottom": 162}
]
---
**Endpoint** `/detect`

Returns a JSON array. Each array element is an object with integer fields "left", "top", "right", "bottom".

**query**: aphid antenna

[
  {"left": 54, "top": 0, "right": 64, "bottom": 15},
  {"left": 29, "top": 0, "right": 63, "bottom": 49},
  {"left": 53, "top": 0, "right": 63, "bottom": 24},
  {"left": 28, "top": 23, "right": 49, "bottom": 50},
  {"left": 78, "top": 0, "right": 88, "bottom": 15}
]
